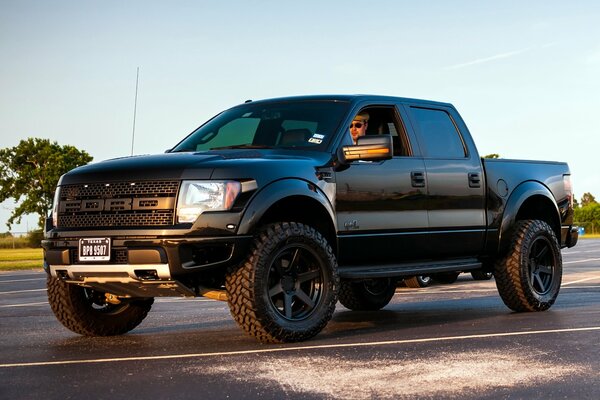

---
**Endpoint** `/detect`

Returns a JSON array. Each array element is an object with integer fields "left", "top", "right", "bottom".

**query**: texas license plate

[{"left": 79, "top": 238, "right": 111, "bottom": 261}]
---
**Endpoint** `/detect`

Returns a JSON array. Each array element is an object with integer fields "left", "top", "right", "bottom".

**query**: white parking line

[
  {"left": 0, "top": 272, "right": 44, "bottom": 278},
  {"left": 562, "top": 277, "right": 600, "bottom": 286},
  {"left": 0, "top": 289, "right": 47, "bottom": 295},
  {"left": 2, "top": 326, "right": 599, "bottom": 369},
  {"left": 0, "top": 278, "right": 46, "bottom": 284},
  {"left": 395, "top": 288, "right": 496, "bottom": 295},
  {"left": 0, "top": 302, "right": 48, "bottom": 308},
  {"left": 564, "top": 258, "right": 600, "bottom": 265}
]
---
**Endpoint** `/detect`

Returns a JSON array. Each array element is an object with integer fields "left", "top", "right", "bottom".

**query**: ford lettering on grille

[{"left": 56, "top": 181, "right": 180, "bottom": 228}]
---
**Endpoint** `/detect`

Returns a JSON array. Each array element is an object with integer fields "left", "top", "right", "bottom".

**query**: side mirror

[{"left": 339, "top": 135, "right": 393, "bottom": 163}]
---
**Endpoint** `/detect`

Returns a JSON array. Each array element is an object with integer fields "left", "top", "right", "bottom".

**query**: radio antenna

[{"left": 130, "top": 66, "right": 140, "bottom": 156}]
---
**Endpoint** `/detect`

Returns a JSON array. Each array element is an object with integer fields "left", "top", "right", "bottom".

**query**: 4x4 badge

[{"left": 344, "top": 220, "right": 359, "bottom": 230}]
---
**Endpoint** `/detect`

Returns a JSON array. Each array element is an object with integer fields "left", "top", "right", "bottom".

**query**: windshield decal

[{"left": 309, "top": 133, "right": 324, "bottom": 144}]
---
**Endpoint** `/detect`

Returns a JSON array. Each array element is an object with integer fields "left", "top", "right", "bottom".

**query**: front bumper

[{"left": 42, "top": 234, "right": 253, "bottom": 297}]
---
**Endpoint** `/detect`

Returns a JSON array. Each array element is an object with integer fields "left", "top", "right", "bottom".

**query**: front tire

[
  {"left": 338, "top": 278, "right": 397, "bottom": 310},
  {"left": 225, "top": 222, "right": 339, "bottom": 343},
  {"left": 47, "top": 276, "right": 153, "bottom": 336},
  {"left": 494, "top": 220, "right": 562, "bottom": 312}
]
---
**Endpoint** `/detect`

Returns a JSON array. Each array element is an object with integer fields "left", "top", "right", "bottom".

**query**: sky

[{"left": 1, "top": 0, "right": 599, "bottom": 233}]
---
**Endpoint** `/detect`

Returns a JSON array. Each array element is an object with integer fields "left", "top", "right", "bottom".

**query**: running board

[{"left": 338, "top": 259, "right": 482, "bottom": 279}]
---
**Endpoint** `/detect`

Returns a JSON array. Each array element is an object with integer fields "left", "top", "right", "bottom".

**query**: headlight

[
  {"left": 51, "top": 186, "right": 61, "bottom": 228},
  {"left": 176, "top": 181, "right": 241, "bottom": 223}
]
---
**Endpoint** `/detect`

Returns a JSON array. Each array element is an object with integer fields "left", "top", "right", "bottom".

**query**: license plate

[{"left": 79, "top": 238, "right": 111, "bottom": 261}]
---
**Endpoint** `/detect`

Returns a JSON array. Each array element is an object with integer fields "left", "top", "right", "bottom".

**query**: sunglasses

[{"left": 349, "top": 122, "right": 365, "bottom": 129}]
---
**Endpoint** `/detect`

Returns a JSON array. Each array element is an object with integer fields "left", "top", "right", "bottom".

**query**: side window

[
  {"left": 358, "top": 107, "right": 411, "bottom": 156},
  {"left": 409, "top": 107, "right": 466, "bottom": 158}
]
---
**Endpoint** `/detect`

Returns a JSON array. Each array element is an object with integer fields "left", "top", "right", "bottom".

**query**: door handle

[
  {"left": 411, "top": 171, "right": 426, "bottom": 188},
  {"left": 468, "top": 172, "right": 481, "bottom": 188}
]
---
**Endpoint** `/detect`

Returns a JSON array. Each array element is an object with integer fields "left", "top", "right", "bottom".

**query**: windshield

[{"left": 171, "top": 100, "right": 349, "bottom": 152}]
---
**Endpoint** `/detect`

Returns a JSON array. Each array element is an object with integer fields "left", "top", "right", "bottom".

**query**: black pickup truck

[{"left": 42, "top": 95, "right": 579, "bottom": 343}]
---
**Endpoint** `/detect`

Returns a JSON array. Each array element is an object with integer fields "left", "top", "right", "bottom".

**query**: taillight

[{"left": 563, "top": 175, "right": 573, "bottom": 208}]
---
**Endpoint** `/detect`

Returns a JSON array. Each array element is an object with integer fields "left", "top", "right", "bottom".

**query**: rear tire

[
  {"left": 47, "top": 276, "right": 153, "bottom": 336},
  {"left": 225, "top": 222, "right": 338, "bottom": 343},
  {"left": 494, "top": 220, "right": 562, "bottom": 312},
  {"left": 338, "top": 278, "right": 397, "bottom": 311},
  {"left": 404, "top": 275, "right": 432, "bottom": 288}
]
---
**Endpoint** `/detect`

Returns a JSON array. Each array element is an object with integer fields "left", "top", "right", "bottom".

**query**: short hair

[{"left": 353, "top": 112, "right": 369, "bottom": 123}]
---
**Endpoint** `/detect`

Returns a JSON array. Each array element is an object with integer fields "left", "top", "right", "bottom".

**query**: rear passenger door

[{"left": 403, "top": 104, "right": 486, "bottom": 258}]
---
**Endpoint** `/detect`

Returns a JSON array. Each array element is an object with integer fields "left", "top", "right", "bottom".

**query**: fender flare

[
  {"left": 237, "top": 179, "right": 336, "bottom": 235},
  {"left": 497, "top": 180, "right": 560, "bottom": 253}
]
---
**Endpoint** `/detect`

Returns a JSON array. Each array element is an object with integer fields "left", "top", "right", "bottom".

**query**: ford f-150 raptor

[{"left": 42, "top": 95, "right": 579, "bottom": 343}]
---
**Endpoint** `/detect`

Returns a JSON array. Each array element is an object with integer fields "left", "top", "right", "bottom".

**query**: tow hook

[
  {"left": 198, "top": 286, "right": 228, "bottom": 301},
  {"left": 105, "top": 293, "right": 121, "bottom": 304}
]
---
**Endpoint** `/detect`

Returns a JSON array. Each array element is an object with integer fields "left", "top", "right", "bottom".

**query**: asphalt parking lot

[{"left": 1, "top": 239, "right": 599, "bottom": 399}]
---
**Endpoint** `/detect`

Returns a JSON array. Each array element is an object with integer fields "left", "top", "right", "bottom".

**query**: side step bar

[{"left": 338, "top": 259, "right": 482, "bottom": 280}]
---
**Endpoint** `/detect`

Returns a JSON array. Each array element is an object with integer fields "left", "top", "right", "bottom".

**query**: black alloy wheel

[
  {"left": 267, "top": 244, "right": 325, "bottom": 321},
  {"left": 527, "top": 236, "right": 557, "bottom": 295}
]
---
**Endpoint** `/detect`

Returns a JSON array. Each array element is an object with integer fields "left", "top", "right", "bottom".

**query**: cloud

[{"left": 444, "top": 47, "right": 531, "bottom": 70}]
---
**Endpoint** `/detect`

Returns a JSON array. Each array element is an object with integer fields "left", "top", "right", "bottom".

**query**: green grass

[
  {"left": 580, "top": 234, "right": 600, "bottom": 239},
  {"left": 0, "top": 248, "right": 44, "bottom": 271}
]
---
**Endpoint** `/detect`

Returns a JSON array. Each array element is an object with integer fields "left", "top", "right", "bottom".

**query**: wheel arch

[
  {"left": 498, "top": 181, "right": 561, "bottom": 254},
  {"left": 237, "top": 179, "right": 337, "bottom": 253}
]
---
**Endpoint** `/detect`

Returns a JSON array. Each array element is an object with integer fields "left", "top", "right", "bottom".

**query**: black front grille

[
  {"left": 114, "top": 248, "right": 128, "bottom": 264},
  {"left": 57, "top": 181, "right": 179, "bottom": 229},
  {"left": 61, "top": 181, "right": 179, "bottom": 198}
]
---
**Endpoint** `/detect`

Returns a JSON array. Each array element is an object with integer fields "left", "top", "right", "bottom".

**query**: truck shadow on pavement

[{"left": 45, "top": 293, "right": 570, "bottom": 355}]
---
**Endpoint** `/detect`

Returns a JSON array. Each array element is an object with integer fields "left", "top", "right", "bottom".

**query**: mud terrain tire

[
  {"left": 494, "top": 219, "right": 562, "bottom": 312},
  {"left": 225, "top": 222, "right": 339, "bottom": 343},
  {"left": 47, "top": 276, "right": 153, "bottom": 336}
]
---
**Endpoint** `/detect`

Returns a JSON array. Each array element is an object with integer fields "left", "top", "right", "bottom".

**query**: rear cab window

[{"left": 407, "top": 107, "right": 467, "bottom": 158}]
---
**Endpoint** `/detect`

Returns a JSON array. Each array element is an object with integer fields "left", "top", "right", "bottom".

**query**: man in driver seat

[{"left": 349, "top": 112, "right": 369, "bottom": 144}]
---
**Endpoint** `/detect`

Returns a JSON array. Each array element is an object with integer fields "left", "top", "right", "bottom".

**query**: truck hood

[{"left": 59, "top": 150, "right": 332, "bottom": 185}]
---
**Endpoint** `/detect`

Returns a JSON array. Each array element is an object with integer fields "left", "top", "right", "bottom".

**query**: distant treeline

[
  {"left": 574, "top": 192, "right": 600, "bottom": 235},
  {"left": 0, "top": 231, "right": 43, "bottom": 249}
]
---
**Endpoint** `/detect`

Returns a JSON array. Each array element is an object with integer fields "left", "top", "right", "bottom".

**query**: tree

[
  {"left": 0, "top": 138, "right": 93, "bottom": 229},
  {"left": 581, "top": 192, "right": 597, "bottom": 207},
  {"left": 483, "top": 153, "right": 500, "bottom": 159}
]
